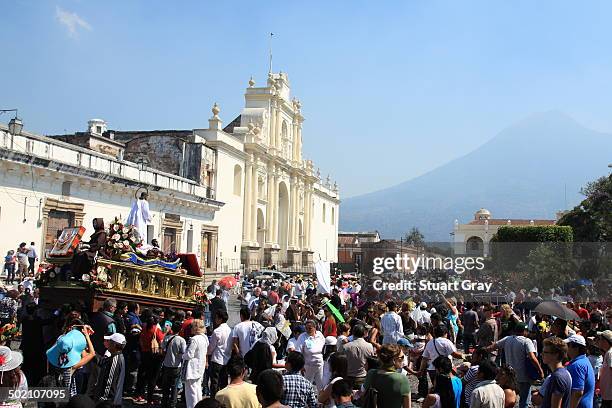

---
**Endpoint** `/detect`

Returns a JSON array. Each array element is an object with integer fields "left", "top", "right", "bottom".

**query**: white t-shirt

[
  {"left": 287, "top": 336, "right": 299, "bottom": 351},
  {"left": 296, "top": 331, "right": 326, "bottom": 365},
  {"left": 21, "top": 279, "right": 34, "bottom": 292},
  {"left": 232, "top": 320, "right": 264, "bottom": 357},
  {"left": 422, "top": 337, "right": 456, "bottom": 370},
  {"left": 600, "top": 347, "right": 612, "bottom": 400},
  {"left": 208, "top": 323, "right": 232, "bottom": 365}
]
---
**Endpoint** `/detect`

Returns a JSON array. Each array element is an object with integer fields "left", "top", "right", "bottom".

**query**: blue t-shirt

[
  {"left": 540, "top": 367, "right": 572, "bottom": 408},
  {"left": 566, "top": 355, "right": 595, "bottom": 408},
  {"left": 451, "top": 376, "right": 462, "bottom": 408}
]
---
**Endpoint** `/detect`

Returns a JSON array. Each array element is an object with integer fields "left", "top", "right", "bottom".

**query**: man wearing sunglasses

[{"left": 532, "top": 337, "right": 572, "bottom": 408}]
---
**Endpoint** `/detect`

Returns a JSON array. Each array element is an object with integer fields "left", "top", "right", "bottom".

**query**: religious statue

[
  {"left": 71, "top": 218, "right": 108, "bottom": 277},
  {"left": 136, "top": 238, "right": 164, "bottom": 260},
  {"left": 118, "top": 272, "right": 128, "bottom": 290},
  {"left": 134, "top": 273, "right": 142, "bottom": 292},
  {"left": 126, "top": 192, "right": 152, "bottom": 241},
  {"left": 151, "top": 277, "right": 159, "bottom": 294}
]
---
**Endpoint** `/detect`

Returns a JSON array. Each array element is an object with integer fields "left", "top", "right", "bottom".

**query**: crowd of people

[
  {"left": 0, "top": 270, "right": 609, "bottom": 408},
  {"left": 3, "top": 242, "right": 38, "bottom": 285}
]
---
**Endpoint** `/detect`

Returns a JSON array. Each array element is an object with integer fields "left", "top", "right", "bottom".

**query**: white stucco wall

[
  {"left": 309, "top": 188, "right": 339, "bottom": 262},
  {"left": 207, "top": 147, "right": 245, "bottom": 268},
  {"left": 0, "top": 170, "right": 216, "bottom": 263}
]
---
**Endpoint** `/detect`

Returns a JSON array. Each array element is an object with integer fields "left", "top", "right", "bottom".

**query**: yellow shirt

[{"left": 215, "top": 382, "right": 261, "bottom": 408}]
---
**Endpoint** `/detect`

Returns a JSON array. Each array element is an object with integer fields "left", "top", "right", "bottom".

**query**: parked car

[{"left": 248, "top": 269, "right": 288, "bottom": 281}]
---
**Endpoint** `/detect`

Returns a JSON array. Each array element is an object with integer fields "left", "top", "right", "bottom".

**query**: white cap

[
  {"left": 563, "top": 334, "right": 586, "bottom": 347},
  {"left": 420, "top": 302, "right": 428, "bottom": 308},
  {"left": 325, "top": 336, "right": 337, "bottom": 346},
  {"left": 104, "top": 333, "right": 127, "bottom": 345}
]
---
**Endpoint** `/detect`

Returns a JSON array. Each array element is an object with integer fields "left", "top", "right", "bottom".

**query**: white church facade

[{"left": 0, "top": 72, "right": 339, "bottom": 273}]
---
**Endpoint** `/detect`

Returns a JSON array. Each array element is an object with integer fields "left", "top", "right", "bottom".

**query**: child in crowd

[{"left": 91, "top": 333, "right": 127, "bottom": 407}]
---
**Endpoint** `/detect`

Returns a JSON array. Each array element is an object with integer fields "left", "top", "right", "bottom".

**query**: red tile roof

[
  {"left": 467, "top": 219, "right": 556, "bottom": 226},
  {"left": 338, "top": 236, "right": 357, "bottom": 245}
]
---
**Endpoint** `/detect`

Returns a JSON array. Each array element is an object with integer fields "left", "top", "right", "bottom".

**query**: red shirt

[
  {"left": 139, "top": 324, "right": 164, "bottom": 352},
  {"left": 323, "top": 316, "right": 337, "bottom": 337},
  {"left": 179, "top": 318, "right": 194, "bottom": 338},
  {"left": 268, "top": 291, "right": 280, "bottom": 305},
  {"left": 576, "top": 308, "right": 590, "bottom": 321}
]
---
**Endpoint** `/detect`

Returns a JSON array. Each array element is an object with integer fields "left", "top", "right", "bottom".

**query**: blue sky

[{"left": 2, "top": 1, "right": 612, "bottom": 197}]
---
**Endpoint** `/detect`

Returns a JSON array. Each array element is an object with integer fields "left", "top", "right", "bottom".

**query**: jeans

[
  {"left": 161, "top": 366, "right": 181, "bottom": 408},
  {"left": 208, "top": 361, "right": 228, "bottom": 398},
  {"left": 17, "top": 263, "right": 27, "bottom": 280},
  {"left": 123, "top": 349, "right": 141, "bottom": 396},
  {"left": 4, "top": 264, "right": 15, "bottom": 284},
  {"left": 518, "top": 381, "right": 532, "bottom": 408},
  {"left": 28, "top": 257, "right": 35, "bottom": 274}
]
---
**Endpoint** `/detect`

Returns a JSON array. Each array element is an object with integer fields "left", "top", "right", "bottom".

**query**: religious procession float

[{"left": 37, "top": 215, "right": 204, "bottom": 312}]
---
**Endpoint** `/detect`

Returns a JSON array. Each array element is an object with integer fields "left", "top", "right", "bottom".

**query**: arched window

[
  {"left": 233, "top": 165, "right": 242, "bottom": 196},
  {"left": 281, "top": 121, "right": 288, "bottom": 139},
  {"left": 331, "top": 207, "right": 335, "bottom": 225},
  {"left": 466, "top": 236, "right": 484, "bottom": 255},
  {"left": 322, "top": 203, "right": 326, "bottom": 223}
]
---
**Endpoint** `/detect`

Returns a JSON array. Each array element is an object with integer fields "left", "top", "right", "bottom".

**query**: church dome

[{"left": 475, "top": 208, "right": 491, "bottom": 220}]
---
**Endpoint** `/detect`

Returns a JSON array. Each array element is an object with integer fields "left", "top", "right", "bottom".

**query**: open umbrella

[
  {"left": 534, "top": 300, "right": 581, "bottom": 321},
  {"left": 576, "top": 278, "right": 593, "bottom": 286},
  {"left": 218, "top": 276, "right": 237, "bottom": 289},
  {"left": 322, "top": 299, "right": 345, "bottom": 323}
]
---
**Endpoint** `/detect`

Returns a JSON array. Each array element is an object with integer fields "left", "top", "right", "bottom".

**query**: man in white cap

[
  {"left": 91, "top": 333, "right": 126, "bottom": 407},
  {"left": 596, "top": 330, "right": 612, "bottom": 408},
  {"left": 564, "top": 334, "right": 595, "bottom": 408},
  {"left": 411, "top": 301, "right": 431, "bottom": 326}
]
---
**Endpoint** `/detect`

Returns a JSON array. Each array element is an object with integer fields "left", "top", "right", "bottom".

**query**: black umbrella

[
  {"left": 515, "top": 301, "right": 542, "bottom": 311},
  {"left": 534, "top": 300, "right": 581, "bottom": 321}
]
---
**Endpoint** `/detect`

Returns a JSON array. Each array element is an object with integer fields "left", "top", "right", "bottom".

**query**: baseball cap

[
  {"left": 563, "top": 334, "right": 586, "bottom": 347},
  {"left": 397, "top": 338, "right": 413, "bottom": 348},
  {"left": 104, "top": 333, "right": 127, "bottom": 345},
  {"left": 420, "top": 302, "right": 428, "bottom": 308},
  {"left": 597, "top": 330, "right": 612, "bottom": 344},
  {"left": 325, "top": 336, "right": 338, "bottom": 346}
]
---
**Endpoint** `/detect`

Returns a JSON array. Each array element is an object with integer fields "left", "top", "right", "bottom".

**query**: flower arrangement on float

[
  {"left": 0, "top": 323, "right": 20, "bottom": 345},
  {"left": 82, "top": 265, "right": 114, "bottom": 290},
  {"left": 192, "top": 289, "right": 209, "bottom": 306},
  {"left": 106, "top": 217, "right": 143, "bottom": 258},
  {"left": 81, "top": 217, "right": 142, "bottom": 289}
]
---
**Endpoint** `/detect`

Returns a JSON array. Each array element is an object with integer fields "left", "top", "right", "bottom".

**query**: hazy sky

[{"left": 3, "top": 1, "right": 612, "bottom": 197}]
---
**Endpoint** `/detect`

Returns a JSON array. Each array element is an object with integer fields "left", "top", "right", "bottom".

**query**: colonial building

[
  {"left": 452, "top": 208, "right": 556, "bottom": 256},
  {"left": 219, "top": 72, "right": 340, "bottom": 267},
  {"left": 337, "top": 231, "right": 381, "bottom": 269},
  {"left": 0, "top": 71, "right": 339, "bottom": 273}
]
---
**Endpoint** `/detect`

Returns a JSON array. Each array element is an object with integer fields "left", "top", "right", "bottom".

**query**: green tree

[
  {"left": 558, "top": 174, "right": 612, "bottom": 242},
  {"left": 515, "top": 243, "right": 576, "bottom": 291},
  {"left": 405, "top": 227, "right": 425, "bottom": 247},
  {"left": 557, "top": 174, "right": 612, "bottom": 288}
]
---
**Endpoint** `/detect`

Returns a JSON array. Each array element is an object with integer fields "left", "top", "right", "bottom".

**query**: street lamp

[{"left": 1, "top": 109, "right": 23, "bottom": 135}]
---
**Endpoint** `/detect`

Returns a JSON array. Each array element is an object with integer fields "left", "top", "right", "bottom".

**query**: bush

[{"left": 492, "top": 225, "right": 573, "bottom": 243}]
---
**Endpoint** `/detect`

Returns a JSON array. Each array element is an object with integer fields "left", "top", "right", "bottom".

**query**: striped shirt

[{"left": 92, "top": 352, "right": 125, "bottom": 406}]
